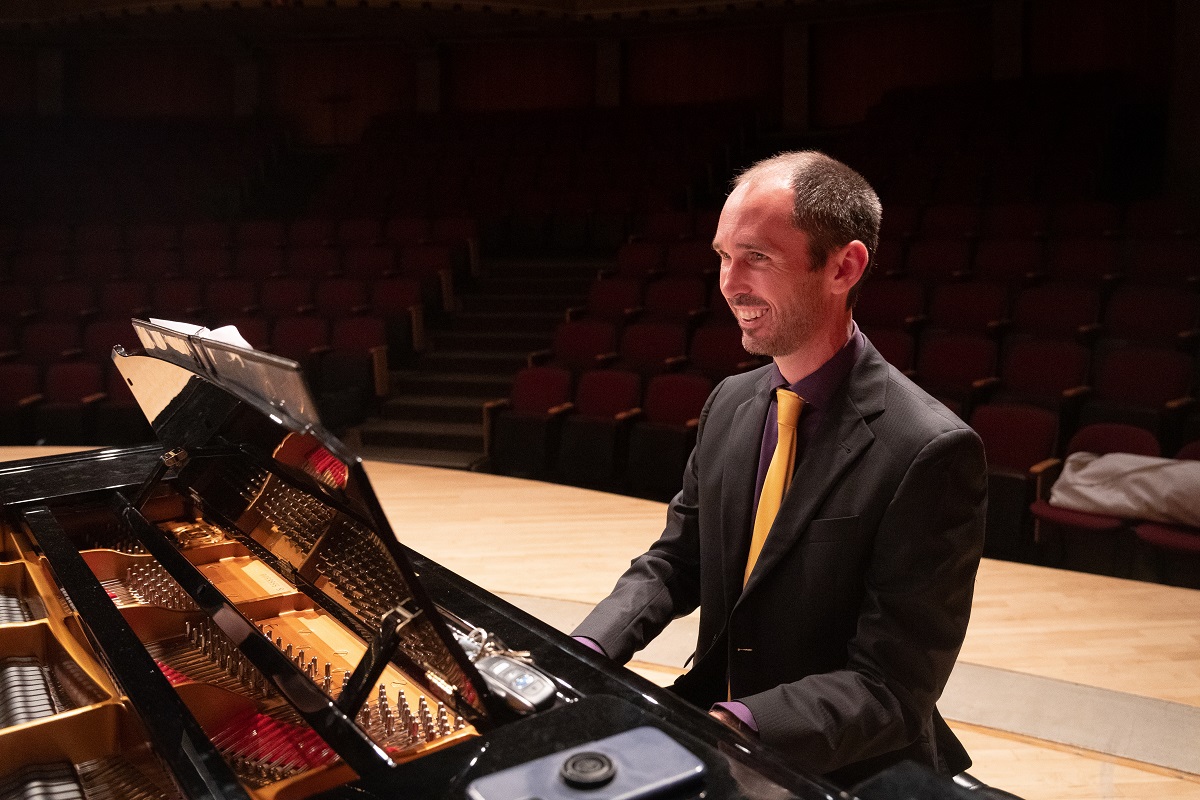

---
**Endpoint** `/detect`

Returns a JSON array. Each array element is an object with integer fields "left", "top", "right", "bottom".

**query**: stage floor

[{"left": 5, "top": 447, "right": 1198, "bottom": 799}]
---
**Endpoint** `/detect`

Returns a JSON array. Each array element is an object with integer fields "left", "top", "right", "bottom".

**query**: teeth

[{"left": 737, "top": 309, "right": 767, "bottom": 321}]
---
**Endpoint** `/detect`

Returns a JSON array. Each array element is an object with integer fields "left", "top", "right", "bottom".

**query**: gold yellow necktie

[{"left": 744, "top": 389, "right": 803, "bottom": 587}]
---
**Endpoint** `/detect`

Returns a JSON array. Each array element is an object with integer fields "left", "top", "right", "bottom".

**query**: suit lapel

[
  {"left": 719, "top": 370, "right": 775, "bottom": 609},
  {"left": 738, "top": 343, "right": 891, "bottom": 598}
]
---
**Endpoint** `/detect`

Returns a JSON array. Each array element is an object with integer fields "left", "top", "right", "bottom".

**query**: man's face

[{"left": 713, "top": 177, "right": 833, "bottom": 362}]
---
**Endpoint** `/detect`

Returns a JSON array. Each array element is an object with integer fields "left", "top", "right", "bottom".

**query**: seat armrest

[
  {"left": 527, "top": 349, "right": 552, "bottom": 367},
  {"left": 1165, "top": 395, "right": 1196, "bottom": 412},
  {"left": 1031, "top": 457, "right": 1063, "bottom": 501},
  {"left": 548, "top": 402, "right": 574, "bottom": 416},
  {"left": 369, "top": 345, "right": 389, "bottom": 397},
  {"left": 18, "top": 393, "right": 44, "bottom": 408},
  {"left": 615, "top": 407, "right": 643, "bottom": 423},
  {"left": 82, "top": 392, "right": 108, "bottom": 405},
  {"left": 481, "top": 398, "right": 511, "bottom": 457}
]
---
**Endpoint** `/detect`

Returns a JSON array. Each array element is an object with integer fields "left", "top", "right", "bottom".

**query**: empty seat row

[
  {"left": 858, "top": 279, "right": 1200, "bottom": 349},
  {"left": 531, "top": 319, "right": 763, "bottom": 385},
  {"left": 7, "top": 215, "right": 478, "bottom": 255},
  {"left": 483, "top": 365, "right": 715, "bottom": 500},
  {"left": 877, "top": 234, "right": 1199, "bottom": 288}
]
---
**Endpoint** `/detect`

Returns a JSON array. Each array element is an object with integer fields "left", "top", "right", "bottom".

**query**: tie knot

[{"left": 776, "top": 389, "right": 803, "bottom": 428}]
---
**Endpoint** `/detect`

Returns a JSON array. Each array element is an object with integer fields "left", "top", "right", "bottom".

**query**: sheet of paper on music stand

[{"left": 149, "top": 318, "right": 254, "bottom": 350}]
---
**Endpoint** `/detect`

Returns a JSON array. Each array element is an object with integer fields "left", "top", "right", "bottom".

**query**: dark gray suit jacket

[{"left": 573, "top": 339, "right": 987, "bottom": 786}]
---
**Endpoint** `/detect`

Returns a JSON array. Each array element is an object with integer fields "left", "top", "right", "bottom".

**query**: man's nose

[{"left": 719, "top": 257, "right": 746, "bottom": 299}]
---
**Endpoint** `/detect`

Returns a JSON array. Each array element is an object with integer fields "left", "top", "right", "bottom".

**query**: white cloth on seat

[{"left": 1049, "top": 451, "right": 1200, "bottom": 527}]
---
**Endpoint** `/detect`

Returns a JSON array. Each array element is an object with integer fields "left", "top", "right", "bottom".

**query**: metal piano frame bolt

[{"left": 335, "top": 605, "right": 419, "bottom": 718}]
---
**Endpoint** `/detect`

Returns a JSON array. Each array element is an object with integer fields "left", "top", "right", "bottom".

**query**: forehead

[{"left": 714, "top": 177, "right": 805, "bottom": 249}]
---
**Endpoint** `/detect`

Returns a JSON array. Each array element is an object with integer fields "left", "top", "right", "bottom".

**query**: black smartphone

[{"left": 466, "top": 726, "right": 707, "bottom": 800}]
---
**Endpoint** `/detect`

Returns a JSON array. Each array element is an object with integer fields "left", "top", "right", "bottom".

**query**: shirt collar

[{"left": 767, "top": 321, "right": 864, "bottom": 411}]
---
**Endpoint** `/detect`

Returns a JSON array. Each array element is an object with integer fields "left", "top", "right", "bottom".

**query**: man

[{"left": 572, "top": 151, "right": 987, "bottom": 787}]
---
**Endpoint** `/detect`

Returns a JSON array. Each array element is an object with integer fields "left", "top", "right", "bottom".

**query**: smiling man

[{"left": 573, "top": 151, "right": 987, "bottom": 787}]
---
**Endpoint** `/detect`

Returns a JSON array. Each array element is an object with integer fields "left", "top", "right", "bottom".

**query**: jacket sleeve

[
  {"left": 569, "top": 381, "right": 724, "bottom": 664},
  {"left": 740, "top": 426, "right": 986, "bottom": 774}
]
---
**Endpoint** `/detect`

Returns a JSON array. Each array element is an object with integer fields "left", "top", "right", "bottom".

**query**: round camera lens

[{"left": 560, "top": 751, "right": 616, "bottom": 789}]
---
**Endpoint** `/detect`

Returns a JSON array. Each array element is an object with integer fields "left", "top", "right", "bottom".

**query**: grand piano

[{"left": 0, "top": 320, "right": 999, "bottom": 800}]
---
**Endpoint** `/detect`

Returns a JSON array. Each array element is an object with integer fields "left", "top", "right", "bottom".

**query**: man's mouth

[{"left": 736, "top": 308, "right": 767, "bottom": 322}]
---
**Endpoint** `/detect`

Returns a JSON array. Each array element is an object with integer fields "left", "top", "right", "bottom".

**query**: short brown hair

[{"left": 733, "top": 151, "right": 881, "bottom": 307}]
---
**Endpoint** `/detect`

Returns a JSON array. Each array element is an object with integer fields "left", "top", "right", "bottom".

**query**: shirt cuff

[
  {"left": 712, "top": 701, "right": 758, "bottom": 732},
  {"left": 572, "top": 636, "right": 607, "bottom": 657}
]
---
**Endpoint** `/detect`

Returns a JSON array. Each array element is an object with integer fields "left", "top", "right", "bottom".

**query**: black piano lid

[{"left": 116, "top": 319, "right": 501, "bottom": 726}]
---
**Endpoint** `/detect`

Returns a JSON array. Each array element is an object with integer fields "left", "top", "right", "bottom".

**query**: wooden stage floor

[{"left": 6, "top": 448, "right": 1198, "bottom": 799}]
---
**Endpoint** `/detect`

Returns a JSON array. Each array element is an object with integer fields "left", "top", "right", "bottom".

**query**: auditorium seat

[
  {"left": 969, "top": 403, "right": 1060, "bottom": 562},
  {"left": 19, "top": 321, "right": 82, "bottom": 364},
  {"left": 180, "top": 221, "right": 232, "bottom": 251},
  {"left": 1101, "top": 285, "right": 1200, "bottom": 349},
  {"left": 34, "top": 361, "right": 105, "bottom": 444},
  {"left": 483, "top": 365, "right": 573, "bottom": 479},
  {"left": 235, "top": 246, "right": 286, "bottom": 280},
  {"left": 235, "top": 220, "right": 286, "bottom": 250},
  {"left": 127, "top": 247, "right": 181, "bottom": 280},
  {"left": 82, "top": 319, "right": 141, "bottom": 363},
  {"left": 972, "top": 238, "right": 1045, "bottom": 286},
  {"left": 288, "top": 217, "right": 335, "bottom": 248},
  {"left": 918, "top": 203, "right": 982, "bottom": 239},
  {"left": 337, "top": 217, "right": 383, "bottom": 248},
  {"left": 625, "top": 371, "right": 713, "bottom": 500},
  {"left": 314, "top": 278, "right": 370, "bottom": 319},
  {"left": 75, "top": 223, "right": 124, "bottom": 253},
  {"left": 566, "top": 278, "right": 643, "bottom": 325},
  {"left": 93, "top": 366, "right": 155, "bottom": 445},
  {"left": 97, "top": 280, "right": 151, "bottom": 321},
  {"left": 39, "top": 281, "right": 98, "bottom": 322},
  {"left": 11, "top": 249, "right": 70, "bottom": 283},
  {"left": 287, "top": 245, "right": 341, "bottom": 279},
  {"left": 181, "top": 246, "right": 234, "bottom": 279},
  {"left": 73, "top": 249, "right": 125, "bottom": 281},
  {"left": 925, "top": 282, "right": 1009, "bottom": 336},
  {"left": 1123, "top": 238, "right": 1200, "bottom": 288},
  {"left": 342, "top": 246, "right": 397, "bottom": 280},
  {"left": 204, "top": 278, "right": 259, "bottom": 320},
  {"left": 127, "top": 222, "right": 178, "bottom": 252},
  {"left": 1031, "top": 422, "right": 1161, "bottom": 575},
  {"left": 899, "top": 237, "right": 972, "bottom": 283},
  {"left": 1075, "top": 344, "right": 1196, "bottom": 450},
  {"left": 640, "top": 277, "right": 707, "bottom": 325},
  {"left": 0, "top": 362, "right": 42, "bottom": 443},
  {"left": 1043, "top": 237, "right": 1122, "bottom": 286},
  {"left": 528, "top": 320, "right": 618, "bottom": 375},
  {"left": 686, "top": 324, "right": 762, "bottom": 382},
  {"left": 1132, "top": 439, "right": 1200, "bottom": 587},
  {"left": 316, "top": 316, "right": 389, "bottom": 431},
  {"left": 1049, "top": 200, "right": 1122, "bottom": 238},
  {"left": 912, "top": 330, "right": 999, "bottom": 419},
  {"left": 553, "top": 368, "right": 642, "bottom": 489},
  {"left": 610, "top": 321, "right": 688, "bottom": 379},
  {"left": 613, "top": 242, "right": 665, "bottom": 281},
  {"left": 866, "top": 328, "right": 916, "bottom": 374},
  {"left": 663, "top": 240, "right": 718, "bottom": 279},
  {"left": 258, "top": 277, "right": 315, "bottom": 318},
  {"left": 1007, "top": 283, "right": 1102, "bottom": 343},
  {"left": 149, "top": 279, "right": 205, "bottom": 322},
  {"left": 854, "top": 278, "right": 926, "bottom": 333},
  {"left": 268, "top": 316, "right": 329, "bottom": 374}
]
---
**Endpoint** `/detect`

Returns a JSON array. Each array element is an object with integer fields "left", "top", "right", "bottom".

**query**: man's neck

[{"left": 773, "top": 317, "right": 855, "bottom": 385}]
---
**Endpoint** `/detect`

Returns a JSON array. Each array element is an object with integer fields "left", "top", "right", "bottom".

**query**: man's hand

[{"left": 709, "top": 707, "right": 757, "bottom": 739}]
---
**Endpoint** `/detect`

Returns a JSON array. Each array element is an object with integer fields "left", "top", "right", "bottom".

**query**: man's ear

[{"left": 829, "top": 241, "right": 869, "bottom": 298}]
